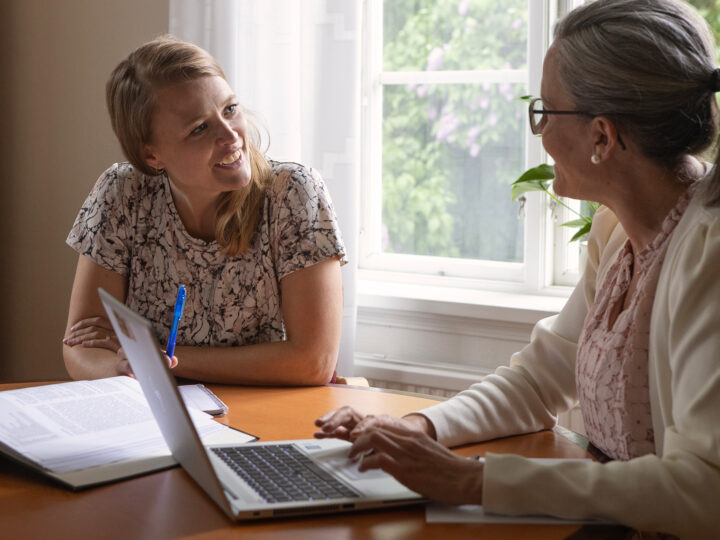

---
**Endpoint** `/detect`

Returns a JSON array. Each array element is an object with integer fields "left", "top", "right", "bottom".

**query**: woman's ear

[
  {"left": 590, "top": 117, "right": 623, "bottom": 162},
  {"left": 143, "top": 145, "right": 164, "bottom": 172}
]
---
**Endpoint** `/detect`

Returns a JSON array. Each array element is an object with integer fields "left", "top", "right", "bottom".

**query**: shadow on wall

[
  {"left": 0, "top": 0, "right": 15, "bottom": 381},
  {"left": 0, "top": 0, "right": 169, "bottom": 382}
]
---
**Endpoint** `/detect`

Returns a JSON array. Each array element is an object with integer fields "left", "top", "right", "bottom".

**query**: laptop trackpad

[{"left": 306, "top": 442, "right": 414, "bottom": 497}]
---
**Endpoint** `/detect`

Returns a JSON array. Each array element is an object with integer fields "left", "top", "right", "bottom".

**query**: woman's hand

[
  {"left": 315, "top": 407, "right": 479, "bottom": 504},
  {"left": 314, "top": 406, "right": 435, "bottom": 441},
  {"left": 115, "top": 347, "right": 134, "bottom": 377},
  {"left": 63, "top": 316, "right": 121, "bottom": 352},
  {"left": 64, "top": 316, "right": 178, "bottom": 376},
  {"left": 350, "top": 423, "right": 484, "bottom": 505},
  {"left": 114, "top": 348, "right": 179, "bottom": 378}
]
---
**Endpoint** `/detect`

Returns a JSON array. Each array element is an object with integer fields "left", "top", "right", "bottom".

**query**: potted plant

[{"left": 511, "top": 163, "right": 599, "bottom": 242}]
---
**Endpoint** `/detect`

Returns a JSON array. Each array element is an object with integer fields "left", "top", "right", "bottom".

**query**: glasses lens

[{"left": 529, "top": 98, "right": 545, "bottom": 135}]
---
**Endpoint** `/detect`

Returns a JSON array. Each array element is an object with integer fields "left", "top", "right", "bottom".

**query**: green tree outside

[
  {"left": 380, "top": 0, "right": 720, "bottom": 263},
  {"left": 382, "top": 0, "right": 526, "bottom": 262}
]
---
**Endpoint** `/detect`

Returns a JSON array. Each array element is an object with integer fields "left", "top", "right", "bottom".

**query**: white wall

[{"left": 0, "top": 0, "right": 169, "bottom": 382}]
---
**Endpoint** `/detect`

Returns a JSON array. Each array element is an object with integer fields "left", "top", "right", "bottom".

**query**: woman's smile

[{"left": 216, "top": 144, "right": 244, "bottom": 168}]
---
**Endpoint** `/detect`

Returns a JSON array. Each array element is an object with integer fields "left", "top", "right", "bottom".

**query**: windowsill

[{"left": 357, "top": 271, "right": 571, "bottom": 324}]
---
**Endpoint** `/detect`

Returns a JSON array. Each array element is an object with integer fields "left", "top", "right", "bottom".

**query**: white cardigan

[{"left": 419, "top": 190, "right": 720, "bottom": 538}]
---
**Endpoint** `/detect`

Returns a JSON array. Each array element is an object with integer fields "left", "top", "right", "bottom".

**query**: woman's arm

[
  {"left": 63, "top": 255, "right": 129, "bottom": 379},
  {"left": 480, "top": 209, "right": 720, "bottom": 538},
  {"left": 416, "top": 206, "right": 627, "bottom": 447},
  {"left": 170, "top": 257, "right": 343, "bottom": 385}
]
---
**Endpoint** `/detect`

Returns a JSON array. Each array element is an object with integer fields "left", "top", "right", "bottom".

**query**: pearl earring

[{"left": 591, "top": 154, "right": 601, "bottom": 165}]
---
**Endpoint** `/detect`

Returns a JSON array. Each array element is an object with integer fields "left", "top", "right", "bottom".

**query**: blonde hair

[
  {"left": 106, "top": 35, "right": 272, "bottom": 256},
  {"left": 553, "top": 0, "right": 720, "bottom": 203}
]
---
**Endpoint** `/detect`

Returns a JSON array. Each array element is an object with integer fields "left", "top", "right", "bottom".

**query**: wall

[{"left": 0, "top": 0, "right": 168, "bottom": 381}]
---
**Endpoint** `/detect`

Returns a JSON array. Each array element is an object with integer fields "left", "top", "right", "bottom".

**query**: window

[{"left": 360, "top": 0, "right": 583, "bottom": 293}]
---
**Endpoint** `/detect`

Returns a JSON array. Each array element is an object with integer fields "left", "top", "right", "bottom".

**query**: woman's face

[
  {"left": 539, "top": 48, "right": 596, "bottom": 201},
  {"left": 144, "top": 75, "right": 252, "bottom": 201}
]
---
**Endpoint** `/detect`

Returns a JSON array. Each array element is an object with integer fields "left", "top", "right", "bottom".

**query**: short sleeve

[
  {"left": 66, "top": 163, "right": 134, "bottom": 276},
  {"left": 270, "top": 164, "right": 347, "bottom": 279}
]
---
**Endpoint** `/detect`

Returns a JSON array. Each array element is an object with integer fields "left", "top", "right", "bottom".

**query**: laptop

[{"left": 98, "top": 288, "right": 425, "bottom": 520}]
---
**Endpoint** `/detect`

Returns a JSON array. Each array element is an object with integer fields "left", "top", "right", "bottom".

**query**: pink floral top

[{"left": 576, "top": 184, "right": 696, "bottom": 461}]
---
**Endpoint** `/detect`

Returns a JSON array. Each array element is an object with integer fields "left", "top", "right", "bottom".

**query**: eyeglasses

[
  {"left": 528, "top": 97, "right": 592, "bottom": 135},
  {"left": 528, "top": 97, "right": 626, "bottom": 150}
]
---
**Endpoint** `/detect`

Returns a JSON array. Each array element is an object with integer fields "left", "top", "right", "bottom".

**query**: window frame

[{"left": 359, "top": 0, "right": 585, "bottom": 299}]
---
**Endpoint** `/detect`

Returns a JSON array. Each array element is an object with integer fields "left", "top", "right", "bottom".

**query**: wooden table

[{"left": 0, "top": 381, "right": 608, "bottom": 539}]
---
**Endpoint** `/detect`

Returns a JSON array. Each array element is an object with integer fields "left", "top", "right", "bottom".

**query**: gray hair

[{"left": 553, "top": 0, "right": 720, "bottom": 203}]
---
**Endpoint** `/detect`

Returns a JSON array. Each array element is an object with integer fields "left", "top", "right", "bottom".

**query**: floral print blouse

[
  {"left": 576, "top": 184, "right": 696, "bottom": 461},
  {"left": 67, "top": 160, "right": 346, "bottom": 348}
]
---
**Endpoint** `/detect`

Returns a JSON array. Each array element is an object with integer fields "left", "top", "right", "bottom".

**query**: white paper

[
  {"left": 178, "top": 384, "right": 227, "bottom": 415},
  {"left": 426, "top": 503, "right": 602, "bottom": 524},
  {"left": 0, "top": 377, "right": 226, "bottom": 473}
]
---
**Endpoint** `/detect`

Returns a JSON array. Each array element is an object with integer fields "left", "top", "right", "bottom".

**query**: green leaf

[
  {"left": 560, "top": 217, "right": 591, "bottom": 229},
  {"left": 583, "top": 201, "right": 601, "bottom": 218},
  {"left": 512, "top": 163, "right": 555, "bottom": 184},
  {"left": 511, "top": 179, "right": 550, "bottom": 201},
  {"left": 510, "top": 164, "right": 555, "bottom": 201},
  {"left": 569, "top": 221, "right": 593, "bottom": 242}
]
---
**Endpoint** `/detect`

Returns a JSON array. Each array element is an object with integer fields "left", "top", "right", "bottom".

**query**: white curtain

[{"left": 169, "top": 0, "right": 360, "bottom": 376}]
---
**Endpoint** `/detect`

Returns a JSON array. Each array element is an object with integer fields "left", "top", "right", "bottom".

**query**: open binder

[{"left": 0, "top": 377, "right": 255, "bottom": 489}]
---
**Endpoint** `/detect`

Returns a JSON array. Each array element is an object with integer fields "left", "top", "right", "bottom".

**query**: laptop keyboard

[{"left": 212, "top": 444, "right": 360, "bottom": 503}]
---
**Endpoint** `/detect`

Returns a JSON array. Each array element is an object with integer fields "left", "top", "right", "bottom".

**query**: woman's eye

[
  {"left": 191, "top": 122, "right": 207, "bottom": 135},
  {"left": 224, "top": 104, "right": 238, "bottom": 117}
]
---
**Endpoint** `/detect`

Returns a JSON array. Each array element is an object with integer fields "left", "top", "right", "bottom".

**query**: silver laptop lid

[{"left": 98, "top": 288, "right": 235, "bottom": 518}]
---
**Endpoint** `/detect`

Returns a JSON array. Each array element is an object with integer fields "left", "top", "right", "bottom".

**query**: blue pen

[{"left": 166, "top": 284, "right": 186, "bottom": 359}]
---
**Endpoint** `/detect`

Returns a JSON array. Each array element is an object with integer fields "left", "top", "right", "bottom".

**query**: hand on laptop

[
  {"left": 347, "top": 423, "right": 485, "bottom": 505},
  {"left": 314, "top": 406, "right": 436, "bottom": 441},
  {"left": 314, "top": 407, "right": 483, "bottom": 504}
]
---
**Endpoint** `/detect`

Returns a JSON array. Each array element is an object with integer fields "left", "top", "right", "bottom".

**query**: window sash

[{"left": 360, "top": 0, "right": 578, "bottom": 292}]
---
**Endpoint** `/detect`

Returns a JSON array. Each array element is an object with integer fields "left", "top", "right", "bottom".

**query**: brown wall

[{"left": 0, "top": 0, "right": 168, "bottom": 381}]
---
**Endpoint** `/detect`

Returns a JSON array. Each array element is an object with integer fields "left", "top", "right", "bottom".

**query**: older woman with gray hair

[{"left": 314, "top": 1, "right": 720, "bottom": 537}]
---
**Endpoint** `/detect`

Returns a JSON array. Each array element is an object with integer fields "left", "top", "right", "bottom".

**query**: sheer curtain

[{"left": 169, "top": 0, "right": 360, "bottom": 376}]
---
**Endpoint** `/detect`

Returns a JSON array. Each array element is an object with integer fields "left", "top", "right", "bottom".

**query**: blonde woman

[{"left": 63, "top": 36, "right": 345, "bottom": 385}]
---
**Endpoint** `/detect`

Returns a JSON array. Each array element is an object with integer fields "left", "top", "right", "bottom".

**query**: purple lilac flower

[
  {"left": 499, "top": 82, "right": 514, "bottom": 101},
  {"left": 436, "top": 112, "right": 460, "bottom": 142},
  {"left": 466, "top": 125, "right": 481, "bottom": 146},
  {"left": 426, "top": 47, "right": 444, "bottom": 71}
]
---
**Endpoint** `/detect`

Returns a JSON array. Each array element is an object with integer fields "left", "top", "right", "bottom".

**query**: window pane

[
  {"left": 381, "top": 83, "right": 525, "bottom": 262},
  {"left": 686, "top": 1, "right": 720, "bottom": 59},
  {"left": 383, "top": 0, "right": 527, "bottom": 72}
]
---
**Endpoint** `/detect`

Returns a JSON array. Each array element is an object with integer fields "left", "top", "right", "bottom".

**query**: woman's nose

[{"left": 216, "top": 119, "right": 239, "bottom": 144}]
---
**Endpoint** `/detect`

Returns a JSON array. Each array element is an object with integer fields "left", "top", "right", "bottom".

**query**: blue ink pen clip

[{"left": 166, "top": 284, "right": 186, "bottom": 359}]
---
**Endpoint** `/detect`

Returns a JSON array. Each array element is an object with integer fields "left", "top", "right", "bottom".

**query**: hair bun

[{"left": 711, "top": 68, "right": 720, "bottom": 92}]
